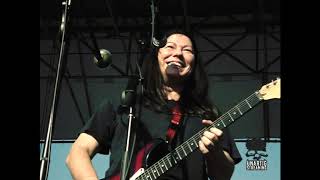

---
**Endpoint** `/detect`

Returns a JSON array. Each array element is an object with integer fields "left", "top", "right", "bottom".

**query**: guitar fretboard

[{"left": 135, "top": 91, "right": 263, "bottom": 180}]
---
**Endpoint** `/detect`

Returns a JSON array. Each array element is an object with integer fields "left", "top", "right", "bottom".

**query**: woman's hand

[
  {"left": 199, "top": 120, "right": 235, "bottom": 179},
  {"left": 199, "top": 119, "right": 223, "bottom": 154}
]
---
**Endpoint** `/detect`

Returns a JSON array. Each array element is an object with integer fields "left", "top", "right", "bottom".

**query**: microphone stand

[
  {"left": 40, "top": 1, "right": 72, "bottom": 180},
  {"left": 119, "top": 1, "right": 160, "bottom": 178},
  {"left": 119, "top": 40, "right": 147, "bottom": 180},
  {"left": 119, "top": 75, "right": 143, "bottom": 180},
  {"left": 150, "top": 0, "right": 160, "bottom": 47},
  {"left": 119, "top": 1, "right": 158, "bottom": 178},
  {"left": 120, "top": 105, "right": 135, "bottom": 180}
]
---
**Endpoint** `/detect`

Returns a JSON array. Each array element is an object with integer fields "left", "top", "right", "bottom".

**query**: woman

[{"left": 66, "top": 30, "right": 242, "bottom": 180}]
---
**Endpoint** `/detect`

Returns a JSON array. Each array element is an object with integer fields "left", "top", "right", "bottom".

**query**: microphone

[
  {"left": 166, "top": 64, "right": 180, "bottom": 77},
  {"left": 121, "top": 77, "right": 138, "bottom": 105},
  {"left": 118, "top": 76, "right": 140, "bottom": 114},
  {"left": 93, "top": 49, "right": 112, "bottom": 68}
]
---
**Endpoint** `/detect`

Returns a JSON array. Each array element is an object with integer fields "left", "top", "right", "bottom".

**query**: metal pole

[{"left": 40, "top": 1, "right": 72, "bottom": 179}]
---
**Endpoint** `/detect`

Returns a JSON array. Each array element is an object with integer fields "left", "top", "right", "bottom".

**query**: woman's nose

[{"left": 172, "top": 48, "right": 183, "bottom": 56}]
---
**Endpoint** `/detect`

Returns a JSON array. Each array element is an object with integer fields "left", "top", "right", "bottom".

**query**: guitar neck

[{"left": 137, "top": 91, "right": 263, "bottom": 180}]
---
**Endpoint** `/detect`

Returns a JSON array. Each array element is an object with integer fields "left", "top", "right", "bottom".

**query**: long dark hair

[{"left": 141, "top": 30, "right": 219, "bottom": 120}]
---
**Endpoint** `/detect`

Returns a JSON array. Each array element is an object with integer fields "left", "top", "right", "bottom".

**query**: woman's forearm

[{"left": 66, "top": 144, "right": 99, "bottom": 180}]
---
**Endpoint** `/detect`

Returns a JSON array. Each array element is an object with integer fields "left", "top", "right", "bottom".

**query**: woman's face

[{"left": 157, "top": 33, "right": 195, "bottom": 83}]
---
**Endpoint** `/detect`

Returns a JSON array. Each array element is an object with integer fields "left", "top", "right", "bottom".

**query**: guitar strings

[
  {"left": 190, "top": 92, "right": 260, "bottom": 147},
  {"left": 174, "top": 91, "right": 261, "bottom": 166},
  {"left": 139, "top": 91, "right": 261, "bottom": 180}
]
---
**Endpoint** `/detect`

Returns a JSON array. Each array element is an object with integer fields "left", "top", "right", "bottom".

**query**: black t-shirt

[{"left": 81, "top": 100, "right": 242, "bottom": 180}]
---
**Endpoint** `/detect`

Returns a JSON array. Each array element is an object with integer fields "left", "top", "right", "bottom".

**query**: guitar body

[
  {"left": 142, "top": 139, "right": 169, "bottom": 169},
  {"left": 110, "top": 139, "right": 169, "bottom": 180}
]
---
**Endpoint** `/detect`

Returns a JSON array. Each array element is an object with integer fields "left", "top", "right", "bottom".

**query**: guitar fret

[
  {"left": 154, "top": 162, "right": 162, "bottom": 176},
  {"left": 149, "top": 167, "right": 156, "bottom": 179},
  {"left": 227, "top": 112, "right": 234, "bottom": 122},
  {"left": 253, "top": 92, "right": 262, "bottom": 104},
  {"left": 239, "top": 102, "right": 250, "bottom": 112},
  {"left": 187, "top": 141, "right": 192, "bottom": 152},
  {"left": 215, "top": 121, "right": 222, "bottom": 129},
  {"left": 158, "top": 165, "right": 162, "bottom": 176},
  {"left": 181, "top": 145, "right": 187, "bottom": 156},
  {"left": 176, "top": 149, "right": 182, "bottom": 160},
  {"left": 154, "top": 165, "right": 160, "bottom": 178},
  {"left": 157, "top": 161, "right": 164, "bottom": 174},
  {"left": 137, "top": 172, "right": 144, "bottom": 180},
  {"left": 166, "top": 155, "right": 172, "bottom": 167},
  {"left": 141, "top": 173, "right": 147, "bottom": 180},
  {"left": 236, "top": 106, "right": 243, "bottom": 115},
  {"left": 154, "top": 166, "right": 160, "bottom": 177},
  {"left": 161, "top": 159, "right": 168, "bottom": 170},
  {"left": 245, "top": 99, "right": 252, "bottom": 108},
  {"left": 221, "top": 118, "right": 227, "bottom": 127},
  {"left": 146, "top": 170, "right": 152, "bottom": 180},
  {"left": 150, "top": 167, "right": 156, "bottom": 179},
  {"left": 169, "top": 152, "right": 177, "bottom": 165},
  {"left": 172, "top": 151, "right": 180, "bottom": 162},
  {"left": 172, "top": 155, "right": 177, "bottom": 164},
  {"left": 191, "top": 137, "right": 198, "bottom": 147},
  {"left": 162, "top": 156, "right": 168, "bottom": 169}
]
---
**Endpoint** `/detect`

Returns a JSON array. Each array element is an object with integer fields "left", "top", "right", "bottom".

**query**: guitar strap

[{"left": 166, "top": 102, "right": 183, "bottom": 144}]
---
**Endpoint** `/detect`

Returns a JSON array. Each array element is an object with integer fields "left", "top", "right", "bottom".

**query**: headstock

[{"left": 259, "top": 78, "right": 281, "bottom": 100}]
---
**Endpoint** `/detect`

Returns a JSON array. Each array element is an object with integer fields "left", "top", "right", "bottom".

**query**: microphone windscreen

[
  {"left": 166, "top": 64, "right": 179, "bottom": 77},
  {"left": 94, "top": 49, "right": 112, "bottom": 68}
]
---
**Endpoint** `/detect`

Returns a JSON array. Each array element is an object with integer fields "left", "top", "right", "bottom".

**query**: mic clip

[{"left": 152, "top": 37, "right": 160, "bottom": 47}]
